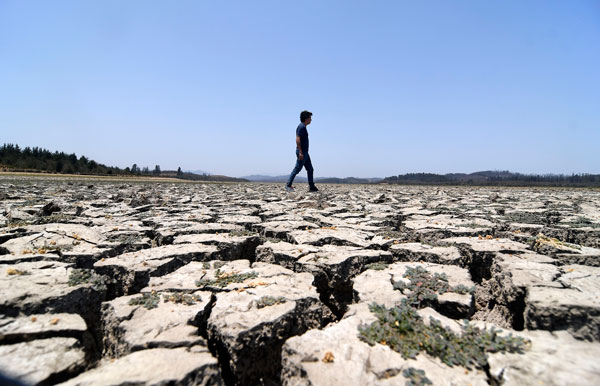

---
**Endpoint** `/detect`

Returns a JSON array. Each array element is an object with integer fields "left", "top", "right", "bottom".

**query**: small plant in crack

[
  {"left": 403, "top": 367, "right": 432, "bottom": 386},
  {"left": 393, "top": 266, "right": 474, "bottom": 308},
  {"left": 202, "top": 261, "right": 226, "bottom": 270},
  {"left": 452, "top": 284, "right": 476, "bottom": 295},
  {"left": 129, "top": 292, "right": 160, "bottom": 310},
  {"left": 195, "top": 269, "right": 258, "bottom": 288},
  {"left": 68, "top": 269, "right": 113, "bottom": 292},
  {"left": 163, "top": 293, "right": 202, "bottom": 305},
  {"left": 109, "top": 234, "right": 140, "bottom": 244},
  {"left": 377, "top": 230, "right": 403, "bottom": 240},
  {"left": 256, "top": 295, "right": 286, "bottom": 308},
  {"left": 366, "top": 262, "right": 389, "bottom": 271},
  {"left": 230, "top": 230, "right": 254, "bottom": 237},
  {"left": 393, "top": 266, "right": 449, "bottom": 308},
  {"left": 358, "top": 302, "right": 529, "bottom": 370},
  {"left": 212, "top": 261, "right": 226, "bottom": 269}
]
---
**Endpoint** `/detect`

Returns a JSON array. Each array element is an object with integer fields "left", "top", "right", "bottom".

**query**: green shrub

[
  {"left": 452, "top": 284, "right": 476, "bottom": 295},
  {"left": 366, "top": 262, "right": 388, "bottom": 271},
  {"left": 230, "top": 230, "right": 254, "bottom": 237},
  {"left": 128, "top": 292, "right": 160, "bottom": 310},
  {"left": 377, "top": 230, "right": 403, "bottom": 239},
  {"left": 212, "top": 261, "right": 226, "bottom": 269},
  {"left": 256, "top": 295, "right": 286, "bottom": 308},
  {"left": 393, "top": 266, "right": 474, "bottom": 308},
  {"left": 163, "top": 293, "right": 201, "bottom": 305},
  {"left": 68, "top": 269, "right": 112, "bottom": 292},
  {"left": 393, "top": 266, "right": 450, "bottom": 308},
  {"left": 359, "top": 302, "right": 529, "bottom": 370},
  {"left": 195, "top": 269, "right": 258, "bottom": 288},
  {"left": 403, "top": 367, "right": 432, "bottom": 386}
]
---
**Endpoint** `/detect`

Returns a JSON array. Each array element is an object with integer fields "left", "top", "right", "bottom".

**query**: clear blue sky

[{"left": 1, "top": 1, "right": 599, "bottom": 177}]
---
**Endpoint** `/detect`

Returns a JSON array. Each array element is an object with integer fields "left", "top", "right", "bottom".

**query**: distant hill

[
  {"left": 1, "top": 143, "right": 125, "bottom": 175},
  {"left": 0, "top": 143, "right": 246, "bottom": 182},
  {"left": 242, "top": 175, "right": 382, "bottom": 184},
  {"left": 185, "top": 169, "right": 210, "bottom": 176},
  {"left": 470, "top": 170, "right": 516, "bottom": 178},
  {"left": 162, "top": 170, "right": 247, "bottom": 182},
  {"left": 243, "top": 175, "right": 308, "bottom": 183},
  {"left": 6, "top": 144, "right": 594, "bottom": 187},
  {"left": 317, "top": 177, "right": 383, "bottom": 184},
  {"left": 381, "top": 171, "right": 600, "bottom": 187}
]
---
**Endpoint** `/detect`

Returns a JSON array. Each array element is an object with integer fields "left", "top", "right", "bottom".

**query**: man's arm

[{"left": 296, "top": 135, "right": 304, "bottom": 160}]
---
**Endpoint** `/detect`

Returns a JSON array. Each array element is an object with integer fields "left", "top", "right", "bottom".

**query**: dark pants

[{"left": 287, "top": 150, "right": 314, "bottom": 187}]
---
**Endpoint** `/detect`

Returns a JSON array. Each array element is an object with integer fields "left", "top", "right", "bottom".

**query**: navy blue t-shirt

[{"left": 296, "top": 123, "right": 309, "bottom": 153}]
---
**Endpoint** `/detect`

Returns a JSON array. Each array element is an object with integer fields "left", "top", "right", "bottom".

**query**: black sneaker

[{"left": 309, "top": 185, "right": 319, "bottom": 192}]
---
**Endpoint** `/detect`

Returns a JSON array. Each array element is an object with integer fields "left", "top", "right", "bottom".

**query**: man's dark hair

[{"left": 300, "top": 110, "right": 312, "bottom": 123}]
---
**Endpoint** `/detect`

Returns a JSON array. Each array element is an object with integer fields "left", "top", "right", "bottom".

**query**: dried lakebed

[{"left": 1, "top": 177, "right": 599, "bottom": 385}]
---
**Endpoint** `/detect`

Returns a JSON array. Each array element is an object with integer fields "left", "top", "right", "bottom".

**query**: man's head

[{"left": 300, "top": 110, "right": 312, "bottom": 125}]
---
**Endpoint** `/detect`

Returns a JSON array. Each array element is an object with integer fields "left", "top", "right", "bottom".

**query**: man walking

[{"left": 286, "top": 110, "right": 318, "bottom": 192}]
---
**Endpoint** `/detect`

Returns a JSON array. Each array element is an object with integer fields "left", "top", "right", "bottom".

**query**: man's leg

[
  {"left": 287, "top": 153, "right": 305, "bottom": 187},
  {"left": 304, "top": 153, "right": 315, "bottom": 187}
]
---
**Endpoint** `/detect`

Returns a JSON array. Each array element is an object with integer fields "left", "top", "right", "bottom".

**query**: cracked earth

[{"left": 1, "top": 176, "right": 599, "bottom": 385}]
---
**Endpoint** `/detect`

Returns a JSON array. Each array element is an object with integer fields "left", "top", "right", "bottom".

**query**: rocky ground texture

[{"left": 1, "top": 176, "right": 599, "bottom": 385}]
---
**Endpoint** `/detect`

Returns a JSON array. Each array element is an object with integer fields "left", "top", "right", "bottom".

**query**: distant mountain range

[
  {"left": 318, "top": 177, "right": 383, "bottom": 184},
  {"left": 242, "top": 175, "right": 383, "bottom": 184},
  {"left": 242, "top": 175, "right": 301, "bottom": 183},
  {"left": 4, "top": 142, "right": 596, "bottom": 186},
  {"left": 185, "top": 169, "right": 210, "bottom": 175},
  {"left": 381, "top": 170, "right": 600, "bottom": 187},
  {"left": 242, "top": 171, "right": 600, "bottom": 187},
  {"left": 163, "top": 170, "right": 247, "bottom": 182}
]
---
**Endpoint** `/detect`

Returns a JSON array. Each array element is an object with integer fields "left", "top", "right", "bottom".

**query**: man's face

[{"left": 305, "top": 116, "right": 312, "bottom": 125}]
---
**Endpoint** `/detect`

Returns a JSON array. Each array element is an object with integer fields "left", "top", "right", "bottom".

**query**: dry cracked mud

[{"left": 1, "top": 176, "right": 599, "bottom": 385}]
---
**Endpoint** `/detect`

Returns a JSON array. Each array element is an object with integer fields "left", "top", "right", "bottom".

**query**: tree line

[
  {"left": 0, "top": 143, "right": 248, "bottom": 182},
  {"left": 0, "top": 143, "right": 165, "bottom": 176},
  {"left": 382, "top": 171, "right": 600, "bottom": 187}
]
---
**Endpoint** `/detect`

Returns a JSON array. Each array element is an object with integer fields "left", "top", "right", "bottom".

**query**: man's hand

[{"left": 296, "top": 135, "right": 304, "bottom": 161}]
